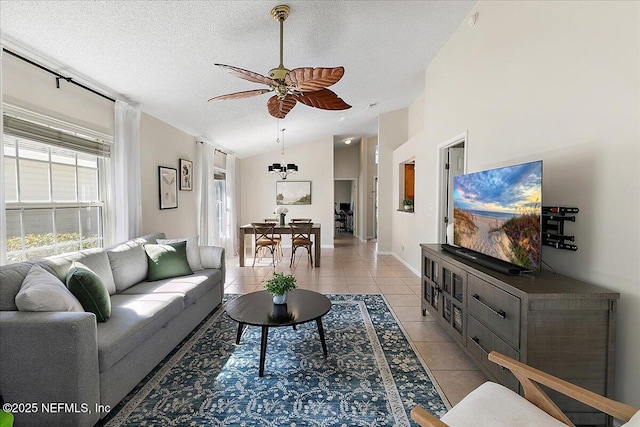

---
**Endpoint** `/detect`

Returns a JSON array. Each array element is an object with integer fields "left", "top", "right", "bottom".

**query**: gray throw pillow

[
  {"left": 107, "top": 242, "right": 148, "bottom": 292},
  {"left": 15, "top": 265, "right": 84, "bottom": 312},
  {"left": 144, "top": 241, "right": 193, "bottom": 281}
]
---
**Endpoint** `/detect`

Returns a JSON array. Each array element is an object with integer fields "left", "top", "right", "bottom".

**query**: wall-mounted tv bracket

[{"left": 542, "top": 206, "right": 579, "bottom": 251}]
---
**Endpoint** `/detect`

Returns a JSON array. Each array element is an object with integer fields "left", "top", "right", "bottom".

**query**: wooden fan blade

[
  {"left": 285, "top": 67, "right": 345, "bottom": 92},
  {"left": 267, "top": 95, "right": 297, "bottom": 119},
  {"left": 296, "top": 88, "right": 351, "bottom": 110},
  {"left": 215, "top": 63, "right": 278, "bottom": 87},
  {"left": 208, "top": 89, "right": 271, "bottom": 102}
]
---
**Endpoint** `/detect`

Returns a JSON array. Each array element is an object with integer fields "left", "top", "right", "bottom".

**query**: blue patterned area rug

[{"left": 102, "top": 294, "right": 448, "bottom": 426}]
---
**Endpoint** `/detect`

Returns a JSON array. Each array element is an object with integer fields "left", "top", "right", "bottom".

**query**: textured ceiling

[{"left": 0, "top": 1, "right": 474, "bottom": 158}]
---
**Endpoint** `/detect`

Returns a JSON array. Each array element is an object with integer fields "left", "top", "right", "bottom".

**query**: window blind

[{"left": 3, "top": 115, "right": 111, "bottom": 157}]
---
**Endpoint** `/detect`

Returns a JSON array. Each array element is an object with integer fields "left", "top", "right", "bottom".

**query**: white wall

[
  {"left": 334, "top": 142, "right": 359, "bottom": 179},
  {"left": 334, "top": 180, "right": 351, "bottom": 207},
  {"left": 408, "top": 91, "right": 425, "bottom": 139},
  {"left": 392, "top": 130, "right": 429, "bottom": 273},
  {"left": 2, "top": 53, "right": 113, "bottom": 139},
  {"left": 392, "top": 0, "right": 640, "bottom": 407},
  {"left": 378, "top": 109, "right": 408, "bottom": 251},
  {"left": 2, "top": 54, "right": 201, "bottom": 242},
  {"left": 139, "top": 113, "right": 198, "bottom": 238},
  {"left": 238, "top": 136, "right": 334, "bottom": 248}
]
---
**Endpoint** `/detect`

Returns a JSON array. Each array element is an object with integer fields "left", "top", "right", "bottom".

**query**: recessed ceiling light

[{"left": 344, "top": 139, "right": 352, "bottom": 145}]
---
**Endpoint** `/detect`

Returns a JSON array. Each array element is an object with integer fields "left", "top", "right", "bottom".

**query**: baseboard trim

[{"left": 378, "top": 251, "right": 420, "bottom": 277}]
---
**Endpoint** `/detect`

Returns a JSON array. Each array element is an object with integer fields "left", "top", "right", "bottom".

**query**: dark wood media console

[{"left": 420, "top": 244, "right": 619, "bottom": 426}]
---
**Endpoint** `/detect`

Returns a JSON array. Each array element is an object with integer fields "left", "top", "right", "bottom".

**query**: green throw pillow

[
  {"left": 144, "top": 241, "right": 193, "bottom": 281},
  {"left": 66, "top": 263, "right": 111, "bottom": 322}
]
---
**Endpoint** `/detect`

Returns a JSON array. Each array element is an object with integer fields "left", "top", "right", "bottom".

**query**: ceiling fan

[{"left": 208, "top": 5, "right": 351, "bottom": 119}]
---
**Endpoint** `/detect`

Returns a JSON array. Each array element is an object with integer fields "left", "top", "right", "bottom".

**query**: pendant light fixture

[{"left": 268, "top": 120, "right": 298, "bottom": 180}]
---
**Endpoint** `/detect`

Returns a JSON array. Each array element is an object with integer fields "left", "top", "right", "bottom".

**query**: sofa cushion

[
  {"left": 144, "top": 241, "right": 193, "bottom": 281},
  {"left": 0, "top": 261, "right": 33, "bottom": 311},
  {"left": 97, "top": 293, "right": 184, "bottom": 372},
  {"left": 39, "top": 248, "right": 117, "bottom": 296},
  {"left": 440, "top": 382, "right": 567, "bottom": 427},
  {"left": 66, "top": 263, "right": 112, "bottom": 322},
  {"left": 107, "top": 242, "right": 148, "bottom": 292},
  {"left": 157, "top": 236, "right": 203, "bottom": 271},
  {"left": 122, "top": 269, "right": 222, "bottom": 306},
  {"left": 131, "top": 232, "right": 166, "bottom": 245},
  {"left": 15, "top": 265, "right": 84, "bottom": 312}
]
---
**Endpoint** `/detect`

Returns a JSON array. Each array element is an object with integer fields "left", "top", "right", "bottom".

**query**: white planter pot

[{"left": 272, "top": 293, "right": 287, "bottom": 304}]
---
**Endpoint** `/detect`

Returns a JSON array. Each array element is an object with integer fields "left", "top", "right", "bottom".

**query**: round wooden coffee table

[{"left": 226, "top": 289, "right": 332, "bottom": 377}]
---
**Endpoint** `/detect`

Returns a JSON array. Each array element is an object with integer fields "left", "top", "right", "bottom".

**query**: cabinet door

[
  {"left": 421, "top": 254, "right": 441, "bottom": 315},
  {"left": 440, "top": 262, "right": 466, "bottom": 342}
]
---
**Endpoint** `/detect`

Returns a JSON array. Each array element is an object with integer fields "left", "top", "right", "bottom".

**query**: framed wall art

[
  {"left": 159, "top": 166, "right": 178, "bottom": 209},
  {"left": 276, "top": 181, "right": 311, "bottom": 205},
  {"left": 179, "top": 158, "right": 193, "bottom": 191}
]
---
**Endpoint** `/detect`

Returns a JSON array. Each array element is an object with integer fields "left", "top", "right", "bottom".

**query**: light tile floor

[{"left": 224, "top": 232, "right": 488, "bottom": 407}]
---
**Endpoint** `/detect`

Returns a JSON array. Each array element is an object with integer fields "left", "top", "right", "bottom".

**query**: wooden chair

[
  {"left": 411, "top": 351, "right": 639, "bottom": 427},
  {"left": 290, "top": 218, "right": 312, "bottom": 223},
  {"left": 262, "top": 219, "right": 283, "bottom": 260},
  {"left": 289, "top": 221, "right": 313, "bottom": 268},
  {"left": 250, "top": 222, "right": 279, "bottom": 267}
]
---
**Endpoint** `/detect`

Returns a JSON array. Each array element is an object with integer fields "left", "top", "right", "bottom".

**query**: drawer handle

[
  {"left": 470, "top": 336, "right": 490, "bottom": 355},
  {"left": 472, "top": 294, "right": 506, "bottom": 319}
]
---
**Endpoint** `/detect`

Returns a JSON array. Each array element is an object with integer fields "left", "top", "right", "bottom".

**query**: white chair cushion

[
  {"left": 622, "top": 410, "right": 640, "bottom": 427},
  {"left": 441, "top": 382, "right": 568, "bottom": 427}
]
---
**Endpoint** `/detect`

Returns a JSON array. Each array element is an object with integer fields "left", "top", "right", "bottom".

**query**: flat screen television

[{"left": 452, "top": 160, "right": 542, "bottom": 272}]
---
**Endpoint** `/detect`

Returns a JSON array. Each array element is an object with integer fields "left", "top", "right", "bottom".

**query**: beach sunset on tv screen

[{"left": 453, "top": 161, "right": 542, "bottom": 271}]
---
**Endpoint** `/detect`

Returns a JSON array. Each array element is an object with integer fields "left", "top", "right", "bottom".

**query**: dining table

[{"left": 238, "top": 223, "right": 321, "bottom": 267}]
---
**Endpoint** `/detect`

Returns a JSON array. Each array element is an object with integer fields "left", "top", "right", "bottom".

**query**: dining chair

[
  {"left": 290, "top": 218, "right": 312, "bottom": 223},
  {"left": 262, "top": 219, "right": 283, "bottom": 261},
  {"left": 251, "top": 222, "right": 279, "bottom": 267},
  {"left": 289, "top": 221, "right": 313, "bottom": 267}
]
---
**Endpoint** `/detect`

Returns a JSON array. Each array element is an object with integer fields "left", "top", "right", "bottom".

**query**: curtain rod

[
  {"left": 3, "top": 48, "right": 116, "bottom": 103},
  {"left": 196, "top": 140, "right": 229, "bottom": 156}
]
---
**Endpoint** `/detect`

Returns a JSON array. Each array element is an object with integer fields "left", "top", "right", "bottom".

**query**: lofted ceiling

[{"left": 0, "top": 1, "right": 474, "bottom": 158}]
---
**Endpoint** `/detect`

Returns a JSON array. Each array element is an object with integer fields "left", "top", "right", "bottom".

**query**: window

[
  {"left": 3, "top": 112, "right": 111, "bottom": 263},
  {"left": 214, "top": 171, "right": 227, "bottom": 242}
]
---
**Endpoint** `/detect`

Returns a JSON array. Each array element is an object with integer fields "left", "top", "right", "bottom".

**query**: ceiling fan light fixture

[
  {"left": 268, "top": 127, "right": 298, "bottom": 180},
  {"left": 209, "top": 4, "right": 351, "bottom": 119}
]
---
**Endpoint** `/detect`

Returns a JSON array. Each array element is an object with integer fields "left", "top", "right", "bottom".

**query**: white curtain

[
  {"left": 112, "top": 100, "right": 141, "bottom": 242},
  {"left": 0, "top": 48, "right": 6, "bottom": 264},
  {"left": 197, "top": 142, "right": 219, "bottom": 246},
  {"left": 225, "top": 154, "right": 238, "bottom": 256}
]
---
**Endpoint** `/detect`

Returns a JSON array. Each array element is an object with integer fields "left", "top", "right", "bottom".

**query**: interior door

[{"left": 445, "top": 146, "right": 465, "bottom": 242}]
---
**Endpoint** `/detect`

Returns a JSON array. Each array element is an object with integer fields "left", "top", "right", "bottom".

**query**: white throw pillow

[
  {"left": 15, "top": 265, "right": 84, "bottom": 312},
  {"left": 622, "top": 410, "right": 640, "bottom": 427},
  {"left": 156, "top": 236, "right": 203, "bottom": 271}
]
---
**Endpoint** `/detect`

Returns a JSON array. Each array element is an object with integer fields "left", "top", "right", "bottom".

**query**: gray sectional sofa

[{"left": 0, "top": 233, "right": 225, "bottom": 427}]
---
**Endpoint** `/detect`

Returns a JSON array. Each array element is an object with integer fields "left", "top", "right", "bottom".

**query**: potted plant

[
  {"left": 264, "top": 272, "right": 297, "bottom": 304},
  {"left": 402, "top": 199, "right": 414, "bottom": 211}
]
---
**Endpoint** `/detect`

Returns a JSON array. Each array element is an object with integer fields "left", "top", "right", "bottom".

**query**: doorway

[
  {"left": 437, "top": 133, "right": 467, "bottom": 243},
  {"left": 334, "top": 179, "right": 356, "bottom": 236}
]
